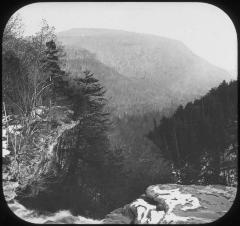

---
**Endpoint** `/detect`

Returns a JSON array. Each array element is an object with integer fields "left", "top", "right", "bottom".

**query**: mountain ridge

[
  {"left": 58, "top": 28, "right": 236, "bottom": 79},
  {"left": 57, "top": 28, "right": 234, "bottom": 116}
]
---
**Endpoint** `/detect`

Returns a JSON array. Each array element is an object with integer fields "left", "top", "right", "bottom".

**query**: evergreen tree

[
  {"left": 39, "top": 70, "right": 111, "bottom": 217},
  {"left": 148, "top": 80, "right": 238, "bottom": 185},
  {"left": 40, "top": 40, "right": 69, "bottom": 107},
  {"left": 73, "top": 70, "right": 110, "bottom": 164}
]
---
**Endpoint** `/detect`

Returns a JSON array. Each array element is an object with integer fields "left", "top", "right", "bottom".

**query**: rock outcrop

[
  {"left": 3, "top": 183, "right": 236, "bottom": 224},
  {"left": 104, "top": 184, "right": 237, "bottom": 224}
]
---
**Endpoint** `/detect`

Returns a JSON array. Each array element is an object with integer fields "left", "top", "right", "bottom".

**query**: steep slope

[
  {"left": 58, "top": 28, "right": 234, "bottom": 115},
  {"left": 147, "top": 80, "right": 238, "bottom": 185},
  {"left": 64, "top": 47, "right": 175, "bottom": 116}
]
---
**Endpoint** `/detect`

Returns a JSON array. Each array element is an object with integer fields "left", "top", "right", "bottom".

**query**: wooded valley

[{"left": 2, "top": 16, "right": 238, "bottom": 221}]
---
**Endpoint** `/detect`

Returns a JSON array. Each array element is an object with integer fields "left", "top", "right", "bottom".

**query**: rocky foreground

[
  {"left": 4, "top": 183, "right": 236, "bottom": 224},
  {"left": 104, "top": 184, "right": 236, "bottom": 224}
]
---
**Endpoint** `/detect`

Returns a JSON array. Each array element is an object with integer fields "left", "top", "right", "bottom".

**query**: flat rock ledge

[{"left": 103, "top": 184, "right": 237, "bottom": 224}]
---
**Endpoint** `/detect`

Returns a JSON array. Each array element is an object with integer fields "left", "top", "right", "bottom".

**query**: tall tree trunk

[
  {"left": 173, "top": 126, "right": 181, "bottom": 168},
  {"left": 212, "top": 148, "right": 221, "bottom": 184}
]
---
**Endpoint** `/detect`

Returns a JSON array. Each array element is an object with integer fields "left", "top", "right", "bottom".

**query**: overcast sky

[{"left": 14, "top": 2, "right": 237, "bottom": 77}]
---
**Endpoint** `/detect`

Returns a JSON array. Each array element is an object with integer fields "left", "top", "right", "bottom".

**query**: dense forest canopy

[
  {"left": 148, "top": 80, "right": 238, "bottom": 185},
  {"left": 2, "top": 16, "right": 238, "bottom": 220}
]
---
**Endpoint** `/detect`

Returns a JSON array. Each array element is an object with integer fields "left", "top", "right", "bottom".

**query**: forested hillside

[
  {"left": 2, "top": 17, "right": 237, "bottom": 223},
  {"left": 148, "top": 80, "right": 238, "bottom": 186},
  {"left": 64, "top": 46, "right": 179, "bottom": 116},
  {"left": 58, "top": 28, "right": 235, "bottom": 116},
  {"left": 2, "top": 19, "right": 171, "bottom": 218},
  {"left": 2, "top": 19, "right": 112, "bottom": 217}
]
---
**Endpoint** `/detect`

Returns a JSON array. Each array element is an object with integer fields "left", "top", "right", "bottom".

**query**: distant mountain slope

[
  {"left": 58, "top": 28, "right": 234, "bottom": 115},
  {"left": 64, "top": 47, "right": 176, "bottom": 116}
]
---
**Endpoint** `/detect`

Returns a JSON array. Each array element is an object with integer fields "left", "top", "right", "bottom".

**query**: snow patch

[
  {"left": 150, "top": 187, "right": 201, "bottom": 212},
  {"left": 130, "top": 198, "right": 165, "bottom": 224},
  {"left": 8, "top": 125, "right": 22, "bottom": 135},
  {"left": 2, "top": 148, "right": 10, "bottom": 157}
]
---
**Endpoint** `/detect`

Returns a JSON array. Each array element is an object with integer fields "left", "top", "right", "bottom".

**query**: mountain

[{"left": 58, "top": 28, "right": 234, "bottom": 116}]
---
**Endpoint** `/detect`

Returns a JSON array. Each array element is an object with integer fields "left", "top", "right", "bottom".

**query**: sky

[{"left": 13, "top": 2, "right": 237, "bottom": 77}]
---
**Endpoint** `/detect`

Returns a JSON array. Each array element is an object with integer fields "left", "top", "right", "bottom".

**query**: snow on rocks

[
  {"left": 105, "top": 184, "right": 236, "bottom": 224},
  {"left": 2, "top": 123, "right": 10, "bottom": 158},
  {"left": 146, "top": 184, "right": 236, "bottom": 224},
  {"left": 147, "top": 186, "right": 201, "bottom": 212},
  {"left": 2, "top": 148, "right": 10, "bottom": 158},
  {"left": 129, "top": 198, "right": 165, "bottom": 224},
  {"left": 31, "top": 106, "right": 48, "bottom": 119},
  {"left": 8, "top": 124, "right": 22, "bottom": 135}
]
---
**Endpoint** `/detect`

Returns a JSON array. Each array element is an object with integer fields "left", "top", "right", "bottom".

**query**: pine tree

[
  {"left": 72, "top": 70, "right": 110, "bottom": 166},
  {"left": 40, "top": 40, "right": 68, "bottom": 107},
  {"left": 42, "top": 70, "right": 111, "bottom": 215},
  {"left": 148, "top": 80, "right": 238, "bottom": 185}
]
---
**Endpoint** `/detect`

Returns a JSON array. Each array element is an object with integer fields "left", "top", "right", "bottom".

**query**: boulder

[{"left": 104, "top": 184, "right": 237, "bottom": 224}]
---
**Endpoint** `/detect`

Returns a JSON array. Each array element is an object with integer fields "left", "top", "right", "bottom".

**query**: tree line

[{"left": 148, "top": 80, "right": 238, "bottom": 186}]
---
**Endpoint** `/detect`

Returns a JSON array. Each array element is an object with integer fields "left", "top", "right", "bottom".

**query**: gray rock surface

[{"left": 104, "top": 184, "right": 237, "bottom": 224}]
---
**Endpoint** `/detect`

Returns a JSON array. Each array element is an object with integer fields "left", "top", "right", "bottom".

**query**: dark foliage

[{"left": 148, "top": 80, "right": 238, "bottom": 185}]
